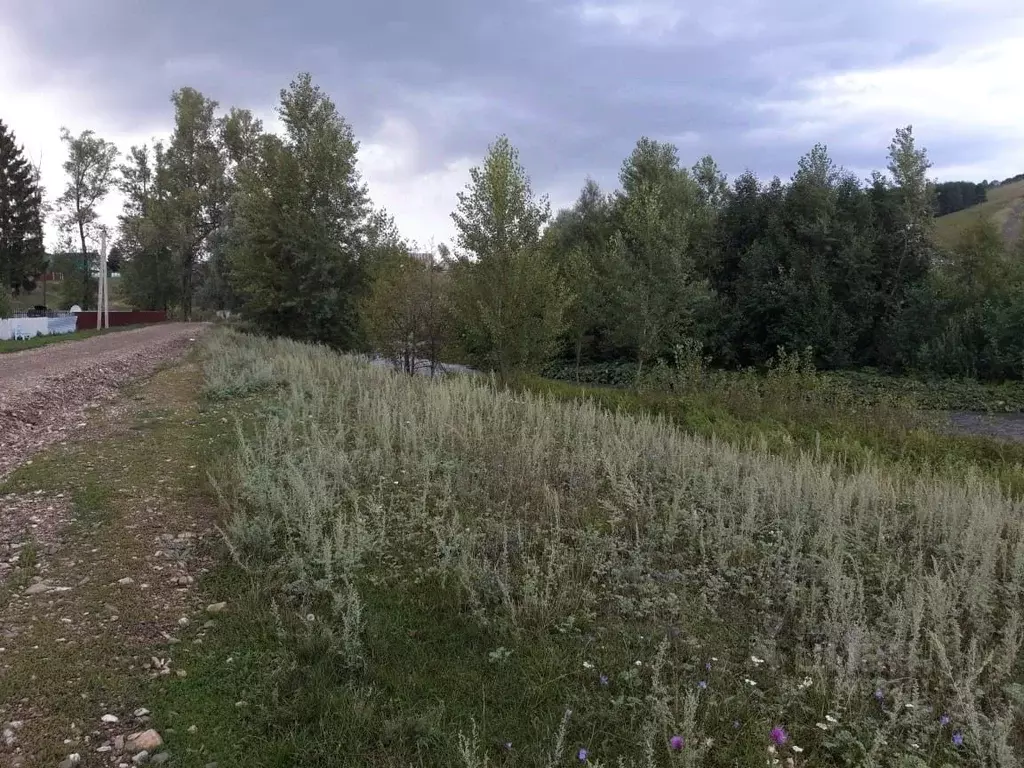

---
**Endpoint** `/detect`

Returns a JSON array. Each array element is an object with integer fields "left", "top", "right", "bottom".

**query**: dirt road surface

[{"left": 0, "top": 323, "right": 206, "bottom": 479}]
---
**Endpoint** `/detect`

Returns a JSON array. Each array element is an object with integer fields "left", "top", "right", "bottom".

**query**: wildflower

[
  {"left": 791, "top": 745, "right": 804, "bottom": 754},
  {"left": 952, "top": 732, "right": 964, "bottom": 747},
  {"left": 825, "top": 715, "right": 838, "bottom": 724},
  {"left": 797, "top": 676, "right": 812, "bottom": 690},
  {"left": 904, "top": 703, "right": 914, "bottom": 709},
  {"left": 743, "top": 677, "right": 757, "bottom": 686},
  {"left": 940, "top": 714, "right": 950, "bottom": 726},
  {"left": 770, "top": 726, "right": 788, "bottom": 746},
  {"left": 504, "top": 742, "right": 512, "bottom": 751},
  {"left": 873, "top": 688, "right": 884, "bottom": 702},
  {"left": 634, "top": 660, "right": 642, "bottom": 667},
  {"left": 733, "top": 721, "right": 741, "bottom": 730},
  {"left": 578, "top": 747, "right": 589, "bottom": 762},
  {"left": 751, "top": 655, "right": 765, "bottom": 665},
  {"left": 815, "top": 723, "right": 829, "bottom": 732},
  {"left": 599, "top": 674, "right": 609, "bottom": 686},
  {"left": 705, "top": 661, "right": 712, "bottom": 671},
  {"left": 669, "top": 735, "right": 684, "bottom": 751},
  {"left": 698, "top": 680, "right": 708, "bottom": 690},
  {"left": 583, "top": 661, "right": 594, "bottom": 670}
]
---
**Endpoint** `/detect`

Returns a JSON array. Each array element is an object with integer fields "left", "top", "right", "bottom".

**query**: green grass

[
  {"left": 522, "top": 374, "right": 1024, "bottom": 497},
  {"left": 0, "top": 325, "right": 144, "bottom": 353},
  {"left": 541, "top": 359, "right": 1024, "bottom": 413},
  {"left": 144, "top": 330, "right": 1023, "bottom": 768},
  {"left": 934, "top": 179, "right": 1024, "bottom": 249},
  {"left": 13, "top": 331, "right": 1015, "bottom": 766}
]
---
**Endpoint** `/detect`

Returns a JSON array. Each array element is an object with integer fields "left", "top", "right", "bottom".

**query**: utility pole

[{"left": 98, "top": 230, "right": 108, "bottom": 329}]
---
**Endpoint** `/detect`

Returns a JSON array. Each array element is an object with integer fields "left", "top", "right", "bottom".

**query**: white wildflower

[
  {"left": 751, "top": 656, "right": 765, "bottom": 665},
  {"left": 825, "top": 715, "right": 838, "bottom": 724},
  {"left": 792, "top": 745, "right": 804, "bottom": 754},
  {"left": 744, "top": 678, "right": 758, "bottom": 686},
  {"left": 583, "top": 661, "right": 594, "bottom": 670},
  {"left": 815, "top": 722, "right": 829, "bottom": 731}
]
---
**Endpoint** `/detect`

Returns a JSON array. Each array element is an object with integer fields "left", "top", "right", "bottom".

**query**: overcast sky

[{"left": 2, "top": 0, "right": 1023, "bottom": 250}]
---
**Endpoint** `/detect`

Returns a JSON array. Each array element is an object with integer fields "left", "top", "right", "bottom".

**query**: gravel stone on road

[{"left": 0, "top": 323, "right": 206, "bottom": 480}]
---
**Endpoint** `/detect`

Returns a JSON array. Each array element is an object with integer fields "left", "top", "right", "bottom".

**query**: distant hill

[{"left": 934, "top": 177, "right": 1024, "bottom": 249}]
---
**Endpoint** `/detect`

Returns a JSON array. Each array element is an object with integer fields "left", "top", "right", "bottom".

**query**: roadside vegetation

[{"left": 146, "top": 329, "right": 1022, "bottom": 768}]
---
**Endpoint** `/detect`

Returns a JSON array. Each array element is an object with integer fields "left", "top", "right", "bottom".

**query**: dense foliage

[
  {"left": 0, "top": 119, "right": 45, "bottom": 309},
  {"left": 934, "top": 180, "right": 988, "bottom": 216},
  {"left": 541, "top": 128, "right": 1024, "bottom": 380},
  {"left": 15, "top": 74, "right": 1024, "bottom": 380}
]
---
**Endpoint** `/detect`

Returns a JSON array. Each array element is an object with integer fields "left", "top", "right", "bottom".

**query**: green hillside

[{"left": 934, "top": 179, "right": 1024, "bottom": 249}]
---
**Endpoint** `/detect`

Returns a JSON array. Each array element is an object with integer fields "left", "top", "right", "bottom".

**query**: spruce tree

[{"left": 0, "top": 119, "right": 46, "bottom": 303}]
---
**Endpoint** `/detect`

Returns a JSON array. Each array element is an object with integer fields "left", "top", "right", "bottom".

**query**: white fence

[{"left": 0, "top": 316, "right": 78, "bottom": 341}]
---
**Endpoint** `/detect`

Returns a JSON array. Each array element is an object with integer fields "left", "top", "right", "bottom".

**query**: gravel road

[
  {"left": 946, "top": 411, "right": 1024, "bottom": 444},
  {"left": 0, "top": 323, "right": 206, "bottom": 479}
]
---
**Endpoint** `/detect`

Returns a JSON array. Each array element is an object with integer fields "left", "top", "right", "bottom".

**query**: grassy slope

[
  {"left": 541, "top": 360, "right": 1024, "bottom": 413},
  {"left": 149, "top": 331, "right": 1021, "bottom": 767},
  {"left": 934, "top": 179, "right": 1024, "bottom": 248},
  {"left": 519, "top": 375, "right": 1024, "bottom": 497},
  {"left": 6, "top": 333, "right": 1022, "bottom": 767}
]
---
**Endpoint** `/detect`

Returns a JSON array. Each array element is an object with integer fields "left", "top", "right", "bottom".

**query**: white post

[{"left": 99, "top": 230, "right": 108, "bottom": 330}]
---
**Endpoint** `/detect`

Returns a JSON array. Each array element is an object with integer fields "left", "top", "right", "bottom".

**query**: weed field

[{"left": 194, "top": 330, "right": 1024, "bottom": 767}]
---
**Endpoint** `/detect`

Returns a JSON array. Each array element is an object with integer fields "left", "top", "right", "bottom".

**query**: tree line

[
  {"left": 2, "top": 73, "right": 1023, "bottom": 381},
  {"left": 934, "top": 180, "right": 988, "bottom": 216}
]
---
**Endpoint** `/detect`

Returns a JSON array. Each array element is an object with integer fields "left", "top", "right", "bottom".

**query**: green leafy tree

[
  {"left": 870, "top": 125, "right": 936, "bottom": 367},
  {"left": 610, "top": 137, "right": 711, "bottom": 373},
  {"left": 541, "top": 178, "right": 617, "bottom": 374},
  {"left": 56, "top": 128, "right": 118, "bottom": 308},
  {"left": 228, "top": 73, "right": 370, "bottom": 347},
  {"left": 448, "top": 135, "right": 568, "bottom": 376},
  {"left": 361, "top": 228, "right": 450, "bottom": 375},
  {"left": 0, "top": 119, "right": 46, "bottom": 304},
  {"left": 162, "top": 88, "right": 231, "bottom": 319},
  {"left": 117, "top": 142, "right": 178, "bottom": 310}
]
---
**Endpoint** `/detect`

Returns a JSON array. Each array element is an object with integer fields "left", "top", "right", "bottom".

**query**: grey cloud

[{"left": 7, "top": 0, "right": 1021, "bottom": 208}]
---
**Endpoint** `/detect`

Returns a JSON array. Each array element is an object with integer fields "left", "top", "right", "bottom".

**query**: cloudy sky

[{"left": 2, "top": 0, "right": 1023, "bottom": 250}]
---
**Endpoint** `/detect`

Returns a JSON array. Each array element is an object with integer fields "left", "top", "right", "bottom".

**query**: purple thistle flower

[
  {"left": 952, "top": 732, "right": 964, "bottom": 747},
  {"left": 698, "top": 680, "right": 708, "bottom": 690},
  {"left": 599, "top": 674, "right": 609, "bottom": 686},
  {"left": 669, "top": 735, "right": 685, "bottom": 751},
  {"left": 577, "top": 747, "right": 589, "bottom": 762},
  {"left": 940, "top": 714, "right": 950, "bottom": 726},
  {"left": 770, "top": 726, "right": 788, "bottom": 746},
  {"left": 873, "top": 688, "right": 884, "bottom": 702},
  {"left": 705, "top": 661, "right": 712, "bottom": 671}
]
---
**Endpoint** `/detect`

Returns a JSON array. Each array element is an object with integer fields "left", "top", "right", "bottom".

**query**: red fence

[{"left": 75, "top": 311, "right": 168, "bottom": 330}]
